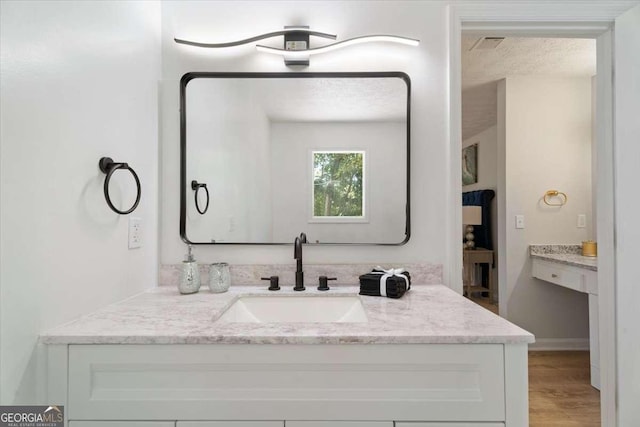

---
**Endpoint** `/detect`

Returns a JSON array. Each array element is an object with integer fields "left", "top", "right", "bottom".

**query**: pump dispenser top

[
  {"left": 185, "top": 244, "right": 195, "bottom": 262},
  {"left": 179, "top": 244, "right": 200, "bottom": 294}
]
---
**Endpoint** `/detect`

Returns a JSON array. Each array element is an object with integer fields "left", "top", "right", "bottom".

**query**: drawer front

[
  {"left": 69, "top": 423, "right": 174, "bottom": 427},
  {"left": 287, "top": 423, "right": 391, "bottom": 427},
  {"left": 178, "top": 423, "right": 282, "bottom": 427},
  {"left": 532, "top": 260, "right": 587, "bottom": 293},
  {"left": 68, "top": 344, "right": 505, "bottom": 422},
  {"left": 395, "top": 424, "right": 504, "bottom": 426},
  {"left": 464, "top": 252, "right": 493, "bottom": 264}
]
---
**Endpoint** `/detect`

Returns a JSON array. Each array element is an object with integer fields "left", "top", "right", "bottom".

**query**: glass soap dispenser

[{"left": 178, "top": 245, "right": 201, "bottom": 294}]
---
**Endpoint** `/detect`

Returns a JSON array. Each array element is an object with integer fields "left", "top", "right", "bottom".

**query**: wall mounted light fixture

[{"left": 174, "top": 26, "right": 419, "bottom": 66}]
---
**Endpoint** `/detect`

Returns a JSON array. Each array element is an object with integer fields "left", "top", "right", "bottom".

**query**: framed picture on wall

[{"left": 462, "top": 143, "right": 478, "bottom": 186}]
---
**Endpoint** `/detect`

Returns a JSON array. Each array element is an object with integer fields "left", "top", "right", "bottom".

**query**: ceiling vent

[{"left": 469, "top": 37, "right": 505, "bottom": 51}]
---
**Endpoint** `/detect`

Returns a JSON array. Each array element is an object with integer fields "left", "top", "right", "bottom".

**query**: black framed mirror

[{"left": 180, "top": 72, "right": 410, "bottom": 245}]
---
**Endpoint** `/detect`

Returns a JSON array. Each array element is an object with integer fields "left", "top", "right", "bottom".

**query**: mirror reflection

[{"left": 181, "top": 73, "right": 410, "bottom": 244}]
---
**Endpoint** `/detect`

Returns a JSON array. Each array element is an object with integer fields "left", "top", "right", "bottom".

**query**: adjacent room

[{"left": 461, "top": 35, "right": 600, "bottom": 424}]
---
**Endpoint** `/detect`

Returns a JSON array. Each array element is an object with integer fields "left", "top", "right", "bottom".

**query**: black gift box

[{"left": 359, "top": 269, "right": 411, "bottom": 299}]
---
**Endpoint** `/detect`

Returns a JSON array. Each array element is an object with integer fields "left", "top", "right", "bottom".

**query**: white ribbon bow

[{"left": 371, "top": 266, "right": 410, "bottom": 297}]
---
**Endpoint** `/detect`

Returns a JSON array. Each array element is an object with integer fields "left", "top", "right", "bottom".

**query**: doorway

[
  {"left": 460, "top": 34, "right": 600, "bottom": 425},
  {"left": 449, "top": 15, "right": 618, "bottom": 425},
  {"left": 460, "top": 35, "right": 596, "bottom": 319}
]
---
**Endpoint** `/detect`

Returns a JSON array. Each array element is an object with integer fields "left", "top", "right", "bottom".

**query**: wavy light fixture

[{"left": 174, "top": 26, "right": 419, "bottom": 66}]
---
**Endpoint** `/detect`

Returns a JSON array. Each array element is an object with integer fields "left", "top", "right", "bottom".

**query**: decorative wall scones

[{"left": 174, "top": 26, "right": 419, "bottom": 66}]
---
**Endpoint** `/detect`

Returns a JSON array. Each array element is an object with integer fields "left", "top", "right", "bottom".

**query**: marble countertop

[
  {"left": 40, "top": 285, "right": 534, "bottom": 345},
  {"left": 530, "top": 245, "right": 597, "bottom": 271}
]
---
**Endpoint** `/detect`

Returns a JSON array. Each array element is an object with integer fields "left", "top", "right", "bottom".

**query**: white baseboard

[{"left": 528, "top": 338, "right": 590, "bottom": 351}]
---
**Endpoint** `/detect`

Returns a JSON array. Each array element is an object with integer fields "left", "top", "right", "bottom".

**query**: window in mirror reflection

[{"left": 311, "top": 150, "right": 367, "bottom": 223}]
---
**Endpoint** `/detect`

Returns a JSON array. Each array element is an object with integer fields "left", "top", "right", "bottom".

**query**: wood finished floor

[
  {"left": 529, "top": 351, "right": 601, "bottom": 426},
  {"left": 466, "top": 297, "right": 600, "bottom": 425}
]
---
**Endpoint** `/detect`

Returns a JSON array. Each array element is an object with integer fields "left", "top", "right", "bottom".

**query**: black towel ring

[
  {"left": 99, "top": 157, "right": 141, "bottom": 215},
  {"left": 191, "top": 180, "right": 209, "bottom": 214}
]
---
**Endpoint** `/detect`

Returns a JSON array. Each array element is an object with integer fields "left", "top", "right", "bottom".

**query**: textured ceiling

[
  {"left": 188, "top": 77, "right": 407, "bottom": 122},
  {"left": 462, "top": 37, "right": 596, "bottom": 140},
  {"left": 260, "top": 78, "right": 406, "bottom": 122}
]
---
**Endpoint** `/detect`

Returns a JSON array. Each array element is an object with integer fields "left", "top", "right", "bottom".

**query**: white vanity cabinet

[
  {"left": 531, "top": 258, "right": 600, "bottom": 389},
  {"left": 48, "top": 343, "right": 528, "bottom": 426},
  {"left": 42, "top": 286, "right": 532, "bottom": 426}
]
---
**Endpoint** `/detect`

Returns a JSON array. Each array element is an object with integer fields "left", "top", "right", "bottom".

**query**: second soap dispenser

[{"left": 179, "top": 245, "right": 201, "bottom": 294}]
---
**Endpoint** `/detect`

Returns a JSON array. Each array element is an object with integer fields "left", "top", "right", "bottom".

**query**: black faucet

[{"left": 293, "top": 232, "right": 307, "bottom": 291}]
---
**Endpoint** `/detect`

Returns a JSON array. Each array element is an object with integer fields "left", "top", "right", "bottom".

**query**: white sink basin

[{"left": 215, "top": 295, "right": 368, "bottom": 323}]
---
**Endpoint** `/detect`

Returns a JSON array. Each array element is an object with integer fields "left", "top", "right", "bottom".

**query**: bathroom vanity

[
  {"left": 39, "top": 71, "right": 536, "bottom": 426},
  {"left": 530, "top": 245, "right": 599, "bottom": 389},
  {"left": 42, "top": 285, "right": 533, "bottom": 426}
]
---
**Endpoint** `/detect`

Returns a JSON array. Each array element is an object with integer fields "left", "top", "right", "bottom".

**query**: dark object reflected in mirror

[
  {"left": 191, "top": 180, "right": 209, "bottom": 215},
  {"left": 180, "top": 72, "right": 411, "bottom": 245}
]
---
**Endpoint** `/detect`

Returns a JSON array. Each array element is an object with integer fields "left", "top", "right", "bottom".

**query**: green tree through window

[{"left": 313, "top": 151, "right": 364, "bottom": 217}]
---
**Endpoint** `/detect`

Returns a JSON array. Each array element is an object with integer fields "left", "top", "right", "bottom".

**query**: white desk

[{"left": 532, "top": 257, "right": 599, "bottom": 390}]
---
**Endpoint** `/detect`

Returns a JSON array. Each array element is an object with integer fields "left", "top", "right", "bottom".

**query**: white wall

[
  {"left": 614, "top": 4, "right": 640, "bottom": 424},
  {"left": 270, "top": 122, "right": 406, "bottom": 243},
  {"left": 185, "top": 80, "right": 272, "bottom": 243},
  {"left": 591, "top": 76, "right": 597, "bottom": 238},
  {"left": 0, "top": 0, "right": 161, "bottom": 403},
  {"left": 160, "top": 1, "right": 447, "bottom": 265},
  {"left": 499, "top": 76, "right": 593, "bottom": 340}
]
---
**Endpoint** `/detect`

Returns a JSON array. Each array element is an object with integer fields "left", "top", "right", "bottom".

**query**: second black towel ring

[
  {"left": 99, "top": 157, "right": 141, "bottom": 215},
  {"left": 191, "top": 180, "right": 209, "bottom": 215}
]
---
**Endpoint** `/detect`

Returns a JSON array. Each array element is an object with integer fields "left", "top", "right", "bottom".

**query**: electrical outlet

[
  {"left": 128, "top": 217, "right": 142, "bottom": 249},
  {"left": 515, "top": 215, "right": 525, "bottom": 229},
  {"left": 578, "top": 214, "right": 587, "bottom": 228},
  {"left": 228, "top": 216, "right": 236, "bottom": 233}
]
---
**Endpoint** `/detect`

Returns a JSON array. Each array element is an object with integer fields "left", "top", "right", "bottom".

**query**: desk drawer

[{"left": 532, "top": 259, "right": 587, "bottom": 293}]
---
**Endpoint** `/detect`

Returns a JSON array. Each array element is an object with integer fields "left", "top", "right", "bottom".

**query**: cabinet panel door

[
  {"left": 69, "top": 344, "right": 504, "bottom": 421},
  {"left": 69, "top": 423, "right": 174, "bottom": 427},
  {"left": 395, "top": 423, "right": 504, "bottom": 427},
  {"left": 178, "top": 423, "right": 283, "bottom": 427},
  {"left": 287, "top": 423, "right": 392, "bottom": 427}
]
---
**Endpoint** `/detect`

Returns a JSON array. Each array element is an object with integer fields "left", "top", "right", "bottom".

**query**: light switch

[
  {"left": 515, "top": 215, "right": 525, "bottom": 229},
  {"left": 578, "top": 214, "right": 587, "bottom": 228},
  {"left": 128, "top": 217, "right": 142, "bottom": 249}
]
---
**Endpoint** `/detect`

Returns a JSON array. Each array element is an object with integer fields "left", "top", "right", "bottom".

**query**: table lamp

[{"left": 463, "top": 206, "right": 482, "bottom": 249}]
